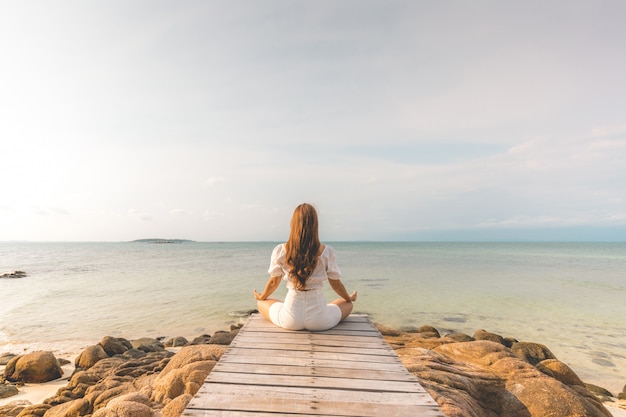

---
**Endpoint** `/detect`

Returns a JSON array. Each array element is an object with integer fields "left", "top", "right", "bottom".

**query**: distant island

[{"left": 131, "top": 239, "right": 195, "bottom": 244}]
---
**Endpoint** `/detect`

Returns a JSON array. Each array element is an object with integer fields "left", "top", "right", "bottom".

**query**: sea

[{"left": 1, "top": 241, "right": 624, "bottom": 394}]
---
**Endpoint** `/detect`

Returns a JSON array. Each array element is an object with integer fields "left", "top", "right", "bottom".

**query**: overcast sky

[{"left": 1, "top": 1, "right": 625, "bottom": 242}]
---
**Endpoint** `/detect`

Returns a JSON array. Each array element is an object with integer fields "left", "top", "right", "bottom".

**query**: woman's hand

[
  {"left": 348, "top": 290, "right": 357, "bottom": 302},
  {"left": 253, "top": 289, "right": 265, "bottom": 300}
]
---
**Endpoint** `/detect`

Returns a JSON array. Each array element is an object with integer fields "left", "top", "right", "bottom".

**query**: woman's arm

[
  {"left": 254, "top": 276, "right": 282, "bottom": 300},
  {"left": 328, "top": 278, "right": 356, "bottom": 302}
]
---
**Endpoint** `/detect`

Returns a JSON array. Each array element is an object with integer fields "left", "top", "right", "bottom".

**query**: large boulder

[
  {"left": 99, "top": 336, "right": 131, "bottom": 356},
  {"left": 150, "top": 345, "right": 226, "bottom": 404},
  {"left": 3, "top": 351, "right": 62, "bottom": 383},
  {"left": 395, "top": 339, "right": 612, "bottom": 417},
  {"left": 75, "top": 345, "right": 108, "bottom": 369},
  {"left": 510, "top": 341, "right": 556, "bottom": 365}
]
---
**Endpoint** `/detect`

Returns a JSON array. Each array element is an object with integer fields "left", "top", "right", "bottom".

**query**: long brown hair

[{"left": 285, "top": 203, "right": 321, "bottom": 290}]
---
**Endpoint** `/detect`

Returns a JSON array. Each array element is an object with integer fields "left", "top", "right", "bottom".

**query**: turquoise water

[{"left": 1, "top": 241, "right": 624, "bottom": 393}]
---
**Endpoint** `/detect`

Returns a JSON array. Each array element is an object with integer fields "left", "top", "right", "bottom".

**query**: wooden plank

[
  {"left": 233, "top": 333, "right": 389, "bottom": 346},
  {"left": 211, "top": 361, "right": 419, "bottom": 382},
  {"left": 216, "top": 353, "right": 409, "bottom": 372},
  {"left": 229, "top": 341, "right": 395, "bottom": 356},
  {"left": 187, "top": 385, "right": 441, "bottom": 417},
  {"left": 221, "top": 347, "right": 403, "bottom": 364},
  {"left": 183, "top": 314, "right": 445, "bottom": 417},
  {"left": 249, "top": 320, "right": 379, "bottom": 332},
  {"left": 193, "top": 383, "right": 434, "bottom": 405},
  {"left": 204, "top": 371, "right": 423, "bottom": 393},
  {"left": 185, "top": 396, "right": 441, "bottom": 417}
]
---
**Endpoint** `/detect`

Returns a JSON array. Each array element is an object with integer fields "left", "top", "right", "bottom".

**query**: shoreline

[
  {"left": 2, "top": 318, "right": 624, "bottom": 397},
  {"left": 1, "top": 321, "right": 625, "bottom": 416}
]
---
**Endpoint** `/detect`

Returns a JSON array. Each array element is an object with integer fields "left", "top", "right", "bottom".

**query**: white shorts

[{"left": 269, "top": 288, "right": 342, "bottom": 331}]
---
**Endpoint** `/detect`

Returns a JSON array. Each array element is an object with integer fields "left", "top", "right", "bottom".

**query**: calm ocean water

[{"left": 1, "top": 241, "right": 624, "bottom": 393}]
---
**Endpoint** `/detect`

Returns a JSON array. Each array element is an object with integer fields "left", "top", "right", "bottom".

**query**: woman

[{"left": 254, "top": 203, "right": 357, "bottom": 331}]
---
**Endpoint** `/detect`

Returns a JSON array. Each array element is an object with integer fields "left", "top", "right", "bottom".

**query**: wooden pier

[{"left": 183, "top": 314, "right": 444, "bottom": 417}]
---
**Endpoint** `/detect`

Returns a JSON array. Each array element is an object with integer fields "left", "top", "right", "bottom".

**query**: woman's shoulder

[
  {"left": 319, "top": 243, "right": 335, "bottom": 256},
  {"left": 271, "top": 243, "right": 286, "bottom": 257}
]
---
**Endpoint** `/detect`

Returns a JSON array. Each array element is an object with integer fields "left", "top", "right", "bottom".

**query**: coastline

[{"left": 1, "top": 320, "right": 624, "bottom": 417}]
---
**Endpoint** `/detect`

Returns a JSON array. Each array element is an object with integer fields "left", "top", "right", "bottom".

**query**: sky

[{"left": 1, "top": 1, "right": 626, "bottom": 242}]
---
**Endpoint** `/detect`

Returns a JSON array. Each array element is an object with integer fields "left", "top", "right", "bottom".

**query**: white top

[{"left": 268, "top": 243, "right": 341, "bottom": 290}]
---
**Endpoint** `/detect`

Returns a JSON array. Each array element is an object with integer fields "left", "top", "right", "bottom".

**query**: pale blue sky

[{"left": 1, "top": 1, "right": 625, "bottom": 241}]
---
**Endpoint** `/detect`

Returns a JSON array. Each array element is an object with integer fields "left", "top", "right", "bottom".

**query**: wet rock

[
  {"left": 585, "top": 383, "right": 615, "bottom": 399},
  {"left": 510, "top": 341, "right": 557, "bottom": 366},
  {"left": 374, "top": 324, "right": 402, "bottom": 336},
  {"left": 417, "top": 325, "right": 441, "bottom": 338},
  {"left": 99, "top": 336, "right": 131, "bottom": 356},
  {"left": 473, "top": 329, "right": 506, "bottom": 345},
  {"left": 209, "top": 329, "right": 239, "bottom": 345},
  {"left": 444, "top": 332, "right": 474, "bottom": 342},
  {"left": 131, "top": 338, "right": 164, "bottom": 352},
  {"left": 164, "top": 336, "right": 188, "bottom": 347},
  {"left": 3, "top": 351, "right": 62, "bottom": 383},
  {"left": 0, "top": 270, "right": 27, "bottom": 278},
  {"left": 188, "top": 334, "right": 212, "bottom": 345}
]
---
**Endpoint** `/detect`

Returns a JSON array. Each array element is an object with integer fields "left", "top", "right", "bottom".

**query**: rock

[
  {"left": 374, "top": 324, "right": 402, "bottom": 336},
  {"left": 503, "top": 337, "right": 518, "bottom": 348},
  {"left": 3, "top": 351, "right": 63, "bottom": 383},
  {"left": 188, "top": 334, "right": 212, "bottom": 345},
  {"left": 92, "top": 393, "right": 154, "bottom": 417},
  {"left": 0, "top": 400, "right": 30, "bottom": 417},
  {"left": 1, "top": 352, "right": 17, "bottom": 365},
  {"left": 585, "top": 383, "right": 614, "bottom": 399},
  {"left": 617, "top": 383, "right": 626, "bottom": 400},
  {"left": 131, "top": 338, "right": 164, "bottom": 352},
  {"left": 209, "top": 329, "right": 239, "bottom": 345},
  {"left": 510, "top": 341, "right": 557, "bottom": 366},
  {"left": 473, "top": 329, "right": 506, "bottom": 345},
  {"left": 42, "top": 398, "right": 90, "bottom": 417},
  {"left": 445, "top": 332, "right": 474, "bottom": 342},
  {"left": 151, "top": 345, "right": 226, "bottom": 403},
  {"left": 75, "top": 345, "right": 109, "bottom": 369},
  {"left": 99, "top": 336, "right": 130, "bottom": 356},
  {"left": 14, "top": 402, "right": 52, "bottom": 416},
  {"left": 164, "top": 336, "right": 188, "bottom": 347},
  {"left": 0, "top": 270, "right": 27, "bottom": 278},
  {"left": 162, "top": 393, "right": 192, "bottom": 417},
  {"left": 417, "top": 325, "right": 440, "bottom": 338},
  {"left": 536, "top": 359, "right": 584, "bottom": 386},
  {"left": 392, "top": 339, "right": 612, "bottom": 417},
  {"left": 0, "top": 384, "right": 19, "bottom": 399}
]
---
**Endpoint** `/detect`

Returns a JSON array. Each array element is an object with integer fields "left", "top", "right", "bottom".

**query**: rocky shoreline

[{"left": 1, "top": 320, "right": 625, "bottom": 417}]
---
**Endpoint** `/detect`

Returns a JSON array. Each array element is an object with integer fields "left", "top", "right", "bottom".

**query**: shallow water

[{"left": 1, "top": 241, "right": 624, "bottom": 394}]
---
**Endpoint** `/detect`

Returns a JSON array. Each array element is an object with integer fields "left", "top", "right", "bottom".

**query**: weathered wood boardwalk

[{"left": 183, "top": 314, "right": 444, "bottom": 417}]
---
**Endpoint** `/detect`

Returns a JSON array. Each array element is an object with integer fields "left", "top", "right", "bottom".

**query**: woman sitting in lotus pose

[{"left": 254, "top": 203, "right": 357, "bottom": 331}]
